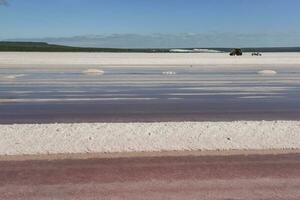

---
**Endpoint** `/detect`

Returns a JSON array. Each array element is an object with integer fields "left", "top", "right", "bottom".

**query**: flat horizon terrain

[{"left": 1, "top": 52, "right": 300, "bottom": 67}]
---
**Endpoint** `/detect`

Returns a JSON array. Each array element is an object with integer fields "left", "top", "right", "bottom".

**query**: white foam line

[
  {"left": 2, "top": 80, "right": 300, "bottom": 87},
  {"left": 239, "top": 96, "right": 284, "bottom": 99},
  {"left": 55, "top": 94, "right": 139, "bottom": 97},
  {"left": 5, "top": 94, "right": 140, "bottom": 98},
  {"left": 167, "top": 97, "right": 184, "bottom": 100},
  {"left": 7, "top": 91, "right": 88, "bottom": 94},
  {"left": 0, "top": 97, "right": 157, "bottom": 103},
  {"left": 179, "top": 87, "right": 291, "bottom": 92},
  {"left": 168, "top": 92, "right": 281, "bottom": 96},
  {"left": 0, "top": 121, "right": 299, "bottom": 156}
]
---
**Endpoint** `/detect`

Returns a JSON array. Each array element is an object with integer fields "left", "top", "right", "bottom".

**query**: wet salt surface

[{"left": 1, "top": 66, "right": 300, "bottom": 123}]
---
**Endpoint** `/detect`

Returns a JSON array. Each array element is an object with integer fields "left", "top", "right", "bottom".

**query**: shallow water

[{"left": 1, "top": 66, "right": 300, "bottom": 123}]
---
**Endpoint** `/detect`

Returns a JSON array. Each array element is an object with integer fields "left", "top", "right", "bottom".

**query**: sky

[{"left": 1, "top": 0, "right": 300, "bottom": 48}]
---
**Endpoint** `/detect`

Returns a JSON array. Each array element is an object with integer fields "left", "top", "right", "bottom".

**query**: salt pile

[
  {"left": 257, "top": 70, "right": 277, "bottom": 75},
  {"left": 3, "top": 74, "right": 26, "bottom": 79},
  {"left": 162, "top": 71, "right": 176, "bottom": 75},
  {"left": 83, "top": 69, "right": 104, "bottom": 75}
]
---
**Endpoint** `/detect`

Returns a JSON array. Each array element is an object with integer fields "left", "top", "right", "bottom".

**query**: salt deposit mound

[
  {"left": 257, "top": 70, "right": 277, "bottom": 75},
  {"left": 3, "top": 74, "right": 26, "bottom": 79},
  {"left": 83, "top": 69, "right": 104, "bottom": 75},
  {"left": 162, "top": 71, "right": 176, "bottom": 75}
]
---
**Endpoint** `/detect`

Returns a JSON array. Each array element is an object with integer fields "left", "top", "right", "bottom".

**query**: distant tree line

[{"left": 1, "top": 42, "right": 300, "bottom": 53}]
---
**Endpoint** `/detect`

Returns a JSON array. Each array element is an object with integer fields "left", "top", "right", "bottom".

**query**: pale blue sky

[{"left": 1, "top": 0, "right": 300, "bottom": 47}]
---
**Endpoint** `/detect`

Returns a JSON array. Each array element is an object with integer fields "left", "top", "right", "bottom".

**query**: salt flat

[
  {"left": 1, "top": 52, "right": 300, "bottom": 156},
  {"left": 1, "top": 52, "right": 300, "bottom": 68},
  {"left": 0, "top": 121, "right": 299, "bottom": 156}
]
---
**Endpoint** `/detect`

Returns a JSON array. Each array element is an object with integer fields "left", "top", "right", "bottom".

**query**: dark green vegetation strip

[
  {"left": 1, "top": 42, "right": 300, "bottom": 52},
  {"left": 0, "top": 42, "right": 170, "bottom": 52}
]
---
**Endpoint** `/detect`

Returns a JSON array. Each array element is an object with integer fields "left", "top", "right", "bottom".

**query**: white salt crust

[{"left": 0, "top": 121, "right": 299, "bottom": 156}]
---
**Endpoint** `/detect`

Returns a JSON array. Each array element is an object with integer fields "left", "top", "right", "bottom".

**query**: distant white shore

[
  {"left": 1, "top": 52, "right": 300, "bottom": 68},
  {"left": 0, "top": 121, "right": 299, "bottom": 156}
]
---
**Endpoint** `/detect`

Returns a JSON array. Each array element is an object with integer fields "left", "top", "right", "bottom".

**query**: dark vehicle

[
  {"left": 230, "top": 48, "right": 243, "bottom": 56},
  {"left": 252, "top": 52, "right": 262, "bottom": 56}
]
